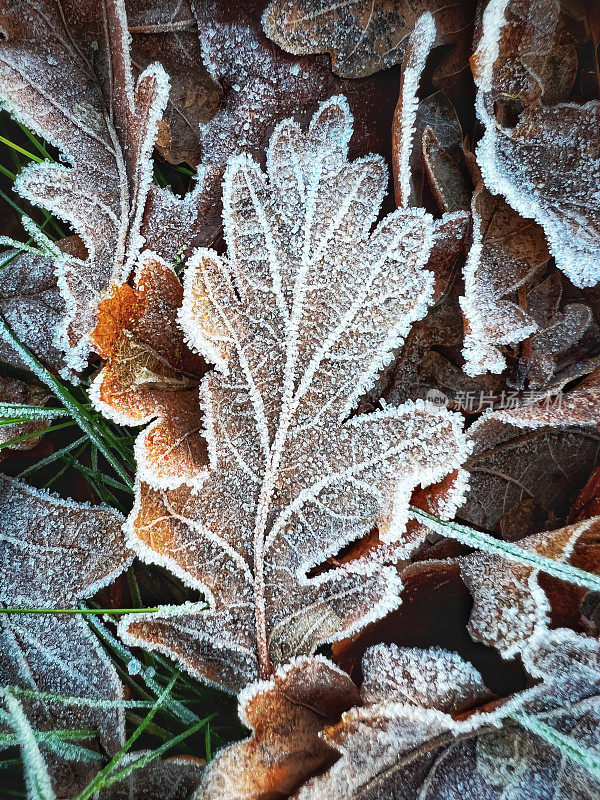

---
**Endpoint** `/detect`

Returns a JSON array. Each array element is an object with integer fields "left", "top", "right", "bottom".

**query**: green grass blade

[
  {"left": 0, "top": 313, "right": 133, "bottom": 488},
  {"left": 409, "top": 507, "right": 600, "bottom": 591},
  {"left": 72, "top": 675, "right": 178, "bottom": 800},
  {"left": 511, "top": 712, "right": 600, "bottom": 782}
]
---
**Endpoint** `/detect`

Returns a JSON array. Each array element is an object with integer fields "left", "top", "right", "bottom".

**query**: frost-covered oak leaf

[
  {"left": 473, "top": 0, "right": 600, "bottom": 289},
  {"left": 0, "top": 474, "right": 133, "bottom": 795},
  {"left": 91, "top": 252, "right": 208, "bottom": 490},
  {"left": 0, "top": 0, "right": 208, "bottom": 370},
  {"left": 119, "top": 96, "right": 468, "bottom": 693},
  {"left": 292, "top": 643, "right": 493, "bottom": 800},
  {"left": 460, "top": 516, "right": 600, "bottom": 658},
  {"left": 294, "top": 631, "right": 600, "bottom": 799}
]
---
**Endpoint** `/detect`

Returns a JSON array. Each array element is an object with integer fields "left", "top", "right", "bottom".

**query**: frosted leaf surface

[
  {"left": 459, "top": 517, "right": 600, "bottom": 657},
  {"left": 90, "top": 252, "right": 208, "bottom": 490},
  {"left": 294, "top": 633, "right": 600, "bottom": 799},
  {"left": 0, "top": 376, "right": 49, "bottom": 454},
  {"left": 0, "top": 474, "right": 133, "bottom": 794},
  {"left": 460, "top": 185, "right": 550, "bottom": 376},
  {"left": 0, "top": 247, "right": 69, "bottom": 375},
  {"left": 361, "top": 643, "right": 490, "bottom": 712},
  {"left": 461, "top": 385, "right": 600, "bottom": 532},
  {"left": 292, "top": 643, "right": 491, "bottom": 800},
  {"left": 119, "top": 96, "right": 468, "bottom": 693},
  {"left": 262, "top": 0, "right": 476, "bottom": 88},
  {"left": 473, "top": 0, "right": 600, "bottom": 289},
  {"left": 0, "top": 0, "right": 208, "bottom": 369},
  {"left": 197, "top": 656, "right": 359, "bottom": 800}
]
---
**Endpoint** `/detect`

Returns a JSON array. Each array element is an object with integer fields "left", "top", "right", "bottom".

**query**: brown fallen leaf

[
  {"left": 0, "top": 474, "right": 133, "bottom": 796},
  {"left": 99, "top": 753, "right": 205, "bottom": 799},
  {"left": 262, "top": 0, "right": 477, "bottom": 94},
  {"left": 393, "top": 89, "right": 472, "bottom": 212},
  {"left": 127, "top": 0, "right": 222, "bottom": 166},
  {"left": 460, "top": 183, "right": 550, "bottom": 376},
  {"left": 295, "top": 629, "right": 600, "bottom": 799},
  {"left": 90, "top": 252, "right": 208, "bottom": 489},
  {"left": 459, "top": 516, "right": 600, "bottom": 657},
  {"left": 474, "top": 0, "right": 600, "bottom": 289},
  {"left": 190, "top": 0, "right": 402, "bottom": 245},
  {"left": 0, "top": 376, "right": 49, "bottom": 456},
  {"left": 118, "top": 96, "right": 468, "bottom": 694},
  {"left": 0, "top": 0, "right": 210, "bottom": 370},
  {"left": 461, "top": 384, "right": 600, "bottom": 532},
  {"left": 0, "top": 239, "right": 83, "bottom": 376},
  {"left": 333, "top": 561, "right": 527, "bottom": 697},
  {"left": 197, "top": 657, "right": 359, "bottom": 800}
]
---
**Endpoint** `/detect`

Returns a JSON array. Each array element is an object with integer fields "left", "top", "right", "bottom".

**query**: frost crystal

[
  {"left": 0, "top": 0, "right": 208, "bottom": 370},
  {"left": 119, "top": 96, "right": 468, "bottom": 692},
  {"left": 0, "top": 474, "right": 133, "bottom": 793},
  {"left": 474, "top": 0, "right": 600, "bottom": 288}
]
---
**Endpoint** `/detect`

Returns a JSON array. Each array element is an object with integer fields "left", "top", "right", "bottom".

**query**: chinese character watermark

[{"left": 425, "top": 388, "right": 563, "bottom": 413}]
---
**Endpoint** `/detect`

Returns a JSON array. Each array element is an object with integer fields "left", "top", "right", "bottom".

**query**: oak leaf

[
  {"left": 127, "top": 0, "right": 221, "bottom": 166},
  {"left": 118, "top": 96, "right": 468, "bottom": 693},
  {"left": 0, "top": 0, "right": 208, "bottom": 370},
  {"left": 461, "top": 384, "right": 600, "bottom": 532},
  {"left": 0, "top": 474, "right": 133, "bottom": 795},
  {"left": 294, "top": 630, "right": 600, "bottom": 799},
  {"left": 459, "top": 515, "right": 600, "bottom": 657},
  {"left": 90, "top": 252, "right": 208, "bottom": 489},
  {"left": 262, "top": 0, "right": 477, "bottom": 93},
  {"left": 197, "top": 656, "right": 359, "bottom": 800}
]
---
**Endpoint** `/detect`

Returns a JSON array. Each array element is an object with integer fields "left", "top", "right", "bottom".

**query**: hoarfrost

[{"left": 119, "top": 96, "right": 468, "bottom": 693}]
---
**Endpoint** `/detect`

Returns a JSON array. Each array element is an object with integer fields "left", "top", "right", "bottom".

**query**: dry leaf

[
  {"left": 0, "top": 0, "right": 207, "bottom": 370},
  {"left": 459, "top": 516, "right": 600, "bottom": 657},
  {"left": 198, "top": 657, "right": 359, "bottom": 800},
  {"left": 294, "top": 629, "right": 600, "bottom": 799},
  {"left": 460, "top": 184, "right": 550, "bottom": 376},
  {"left": 127, "top": 0, "right": 221, "bottom": 166},
  {"left": 393, "top": 90, "right": 471, "bottom": 213},
  {"left": 90, "top": 252, "right": 208, "bottom": 489},
  {"left": 0, "top": 245, "right": 72, "bottom": 375},
  {"left": 262, "top": 0, "right": 477, "bottom": 91},
  {"left": 292, "top": 643, "right": 493, "bottom": 799},
  {"left": 461, "top": 385, "right": 600, "bottom": 532},
  {"left": 474, "top": 0, "right": 600, "bottom": 288},
  {"left": 118, "top": 96, "right": 468, "bottom": 693},
  {"left": 0, "top": 474, "right": 133, "bottom": 795}
]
